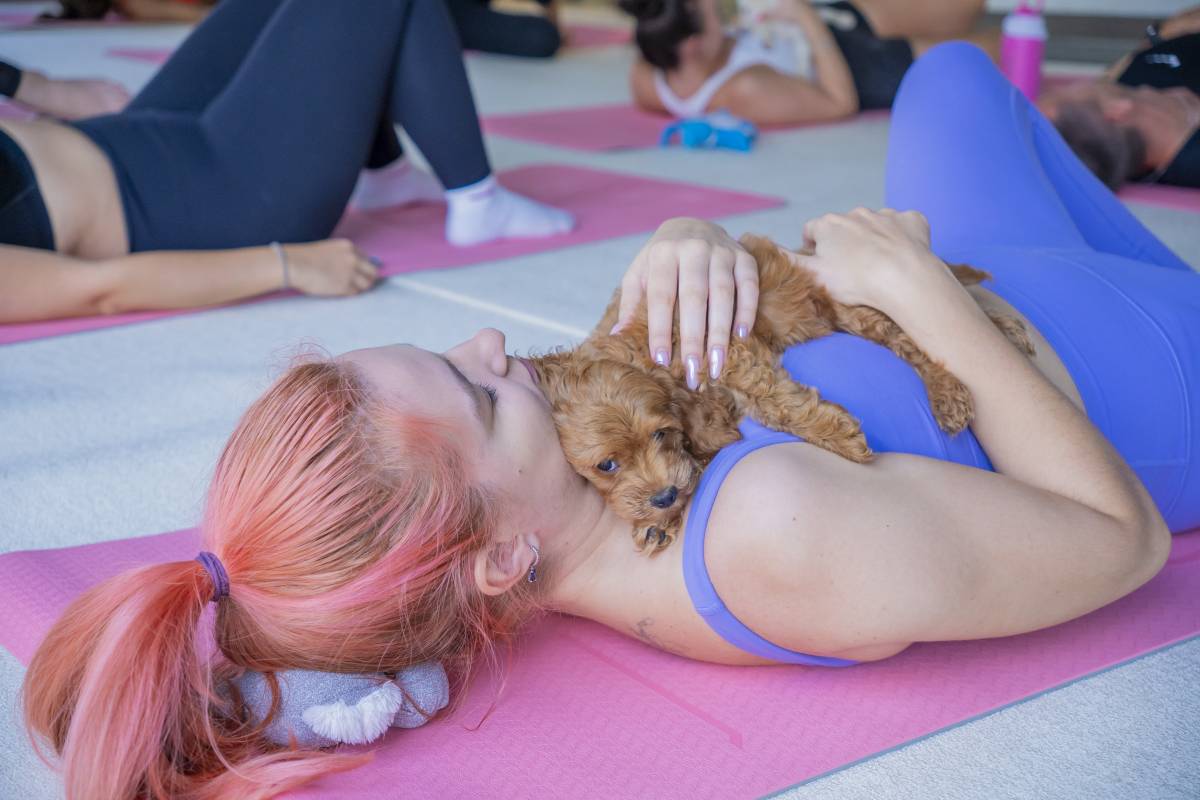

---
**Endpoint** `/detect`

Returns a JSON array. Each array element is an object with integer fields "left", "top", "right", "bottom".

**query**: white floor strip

[{"left": 389, "top": 276, "right": 590, "bottom": 340}]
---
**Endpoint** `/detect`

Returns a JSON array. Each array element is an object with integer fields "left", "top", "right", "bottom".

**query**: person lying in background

[
  {"left": 0, "top": 0, "right": 573, "bottom": 326},
  {"left": 44, "top": 0, "right": 216, "bottom": 24},
  {"left": 447, "top": 0, "right": 564, "bottom": 58},
  {"left": 622, "top": 0, "right": 994, "bottom": 125},
  {"left": 1038, "top": 5, "right": 1200, "bottom": 190},
  {"left": 0, "top": 60, "right": 129, "bottom": 119}
]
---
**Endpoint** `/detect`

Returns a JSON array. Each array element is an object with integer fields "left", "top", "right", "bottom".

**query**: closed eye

[{"left": 477, "top": 383, "right": 498, "bottom": 406}]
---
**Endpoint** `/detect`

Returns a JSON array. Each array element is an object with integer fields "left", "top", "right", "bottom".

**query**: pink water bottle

[{"left": 1001, "top": 1, "right": 1048, "bottom": 99}]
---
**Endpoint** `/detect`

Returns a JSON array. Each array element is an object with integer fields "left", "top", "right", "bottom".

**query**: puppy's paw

[
  {"left": 820, "top": 429, "right": 873, "bottom": 464},
  {"left": 988, "top": 312, "right": 1036, "bottom": 357},
  {"left": 633, "top": 524, "right": 678, "bottom": 555},
  {"left": 929, "top": 379, "right": 974, "bottom": 435}
]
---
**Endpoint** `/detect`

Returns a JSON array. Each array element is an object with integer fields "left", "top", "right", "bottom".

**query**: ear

[{"left": 472, "top": 534, "right": 539, "bottom": 597}]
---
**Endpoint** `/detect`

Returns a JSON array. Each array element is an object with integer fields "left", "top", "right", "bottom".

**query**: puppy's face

[{"left": 550, "top": 360, "right": 699, "bottom": 531}]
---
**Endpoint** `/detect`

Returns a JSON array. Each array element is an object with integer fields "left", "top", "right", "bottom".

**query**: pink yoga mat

[
  {"left": 482, "top": 103, "right": 889, "bottom": 152},
  {"left": 0, "top": 164, "right": 782, "bottom": 346},
  {"left": 0, "top": 101, "right": 35, "bottom": 121},
  {"left": 1120, "top": 183, "right": 1200, "bottom": 213},
  {"left": 107, "top": 46, "right": 171, "bottom": 65},
  {"left": 2, "top": 527, "right": 1196, "bottom": 798},
  {"left": 564, "top": 23, "right": 631, "bottom": 49}
]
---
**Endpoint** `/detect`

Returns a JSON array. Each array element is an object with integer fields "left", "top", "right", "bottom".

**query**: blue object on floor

[{"left": 660, "top": 110, "right": 757, "bottom": 151}]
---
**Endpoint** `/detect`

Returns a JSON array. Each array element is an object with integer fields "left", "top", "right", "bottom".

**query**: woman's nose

[{"left": 468, "top": 328, "right": 508, "bottom": 374}]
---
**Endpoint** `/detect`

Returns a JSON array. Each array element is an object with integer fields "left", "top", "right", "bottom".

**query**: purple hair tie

[{"left": 195, "top": 551, "right": 230, "bottom": 601}]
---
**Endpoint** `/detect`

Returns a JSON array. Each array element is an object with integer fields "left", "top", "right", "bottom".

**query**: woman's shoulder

[{"left": 699, "top": 440, "right": 910, "bottom": 660}]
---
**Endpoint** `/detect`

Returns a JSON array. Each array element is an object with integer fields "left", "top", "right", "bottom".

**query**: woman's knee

[{"left": 893, "top": 42, "right": 1009, "bottom": 123}]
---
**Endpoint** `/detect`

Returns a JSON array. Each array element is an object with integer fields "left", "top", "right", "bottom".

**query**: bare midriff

[{"left": 0, "top": 120, "right": 128, "bottom": 259}]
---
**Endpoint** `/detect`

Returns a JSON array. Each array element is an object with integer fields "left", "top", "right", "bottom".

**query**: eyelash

[{"left": 478, "top": 383, "right": 498, "bottom": 405}]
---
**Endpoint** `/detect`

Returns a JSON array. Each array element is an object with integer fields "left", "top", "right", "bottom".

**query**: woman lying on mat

[
  {"left": 22, "top": 44, "right": 1199, "bottom": 800},
  {"left": 1038, "top": 6, "right": 1200, "bottom": 190},
  {"left": 622, "top": 0, "right": 994, "bottom": 124},
  {"left": 47, "top": 0, "right": 216, "bottom": 24},
  {"left": 0, "top": 0, "right": 573, "bottom": 325}
]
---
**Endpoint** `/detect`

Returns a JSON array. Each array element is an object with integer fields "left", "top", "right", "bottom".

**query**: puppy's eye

[
  {"left": 653, "top": 429, "right": 668, "bottom": 441},
  {"left": 596, "top": 459, "right": 619, "bottom": 473}
]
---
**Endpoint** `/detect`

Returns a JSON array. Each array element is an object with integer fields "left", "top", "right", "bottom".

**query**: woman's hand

[
  {"left": 790, "top": 207, "right": 952, "bottom": 312},
  {"left": 13, "top": 72, "right": 130, "bottom": 120},
  {"left": 285, "top": 239, "right": 380, "bottom": 296},
  {"left": 614, "top": 217, "right": 759, "bottom": 386}
]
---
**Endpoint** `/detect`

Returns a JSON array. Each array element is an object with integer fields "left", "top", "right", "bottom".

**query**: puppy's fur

[{"left": 532, "top": 235, "right": 1034, "bottom": 554}]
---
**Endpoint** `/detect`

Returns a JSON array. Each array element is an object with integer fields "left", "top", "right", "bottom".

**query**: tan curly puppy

[{"left": 532, "top": 235, "right": 1034, "bottom": 554}]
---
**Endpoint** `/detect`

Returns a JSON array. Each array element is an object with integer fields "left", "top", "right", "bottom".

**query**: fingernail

[
  {"left": 654, "top": 348, "right": 669, "bottom": 367},
  {"left": 736, "top": 324, "right": 749, "bottom": 339},
  {"left": 709, "top": 346, "right": 724, "bottom": 380},
  {"left": 610, "top": 323, "right": 621, "bottom": 335},
  {"left": 686, "top": 355, "right": 700, "bottom": 390}
]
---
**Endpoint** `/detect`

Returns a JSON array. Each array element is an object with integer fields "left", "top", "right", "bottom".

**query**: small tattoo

[{"left": 633, "top": 617, "right": 688, "bottom": 656}]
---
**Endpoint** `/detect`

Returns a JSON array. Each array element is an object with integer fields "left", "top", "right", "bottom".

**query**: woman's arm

[
  {"left": 630, "top": 60, "right": 667, "bottom": 114},
  {"left": 115, "top": 0, "right": 212, "bottom": 23},
  {"left": 0, "top": 240, "right": 378, "bottom": 323},
  {"left": 8, "top": 68, "right": 129, "bottom": 120},
  {"left": 717, "top": 209, "right": 1170, "bottom": 655}
]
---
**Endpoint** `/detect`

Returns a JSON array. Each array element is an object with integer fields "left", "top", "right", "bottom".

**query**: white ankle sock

[
  {"left": 444, "top": 175, "right": 575, "bottom": 246},
  {"left": 350, "top": 157, "right": 443, "bottom": 211}
]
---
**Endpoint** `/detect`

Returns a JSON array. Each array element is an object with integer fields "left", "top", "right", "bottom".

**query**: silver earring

[{"left": 527, "top": 543, "right": 540, "bottom": 583}]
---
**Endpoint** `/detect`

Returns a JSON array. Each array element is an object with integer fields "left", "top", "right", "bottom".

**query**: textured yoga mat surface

[
  {"left": 2, "top": 527, "right": 1196, "bottom": 799},
  {"left": 0, "top": 164, "right": 783, "bottom": 345},
  {"left": 482, "top": 103, "right": 889, "bottom": 152}
]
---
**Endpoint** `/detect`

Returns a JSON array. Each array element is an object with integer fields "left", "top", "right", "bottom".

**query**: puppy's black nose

[{"left": 649, "top": 486, "right": 679, "bottom": 509}]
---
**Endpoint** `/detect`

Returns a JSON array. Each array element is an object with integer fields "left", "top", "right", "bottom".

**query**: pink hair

[{"left": 23, "top": 357, "right": 539, "bottom": 799}]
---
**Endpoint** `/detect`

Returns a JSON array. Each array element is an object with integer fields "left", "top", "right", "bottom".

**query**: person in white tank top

[{"left": 622, "top": 0, "right": 993, "bottom": 126}]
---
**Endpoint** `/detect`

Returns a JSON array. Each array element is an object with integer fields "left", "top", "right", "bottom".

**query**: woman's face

[{"left": 339, "top": 330, "right": 583, "bottom": 534}]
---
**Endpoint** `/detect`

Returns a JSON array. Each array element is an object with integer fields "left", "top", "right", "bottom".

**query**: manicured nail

[
  {"left": 709, "top": 346, "right": 724, "bottom": 381},
  {"left": 685, "top": 355, "right": 700, "bottom": 390},
  {"left": 736, "top": 324, "right": 749, "bottom": 339},
  {"left": 610, "top": 323, "right": 622, "bottom": 335},
  {"left": 654, "top": 348, "right": 669, "bottom": 367}
]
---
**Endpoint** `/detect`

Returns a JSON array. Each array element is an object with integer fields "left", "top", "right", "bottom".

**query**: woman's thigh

[
  {"left": 850, "top": 0, "right": 983, "bottom": 39},
  {"left": 887, "top": 42, "right": 1192, "bottom": 272},
  {"left": 957, "top": 245, "right": 1200, "bottom": 532}
]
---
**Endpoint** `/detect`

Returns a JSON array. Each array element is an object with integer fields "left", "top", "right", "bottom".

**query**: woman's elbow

[{"left": 1116, "top": 511, "right": 1172, "bottom": 593}]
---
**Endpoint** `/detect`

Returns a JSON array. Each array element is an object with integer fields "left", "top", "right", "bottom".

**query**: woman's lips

[{"left": 518, "top": 357, "right": 538, "bottom": 387}]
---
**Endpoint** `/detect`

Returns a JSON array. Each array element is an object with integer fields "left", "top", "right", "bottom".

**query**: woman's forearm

[
  {"left": 96, "top": 246, "right": 285, "bottom": 314},
  {"left": 790, "top": 4, "right": 857, "bottom": 111},
  {"left": 882, "top": 256, "right": 1162, "bottom": 532}
]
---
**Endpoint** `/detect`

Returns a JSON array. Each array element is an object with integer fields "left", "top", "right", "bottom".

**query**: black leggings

[
  {"left": 446, "top": 0, "right": 560, "bottom": 59},
  {"left": 71, "top": 0, "right": 490, "bottom": 251}
]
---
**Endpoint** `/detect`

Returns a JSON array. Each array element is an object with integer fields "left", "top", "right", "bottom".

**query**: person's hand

[
  {"left": 789, "top": 208, "right": 947, "bottom": 312},
  {"left": 614, "top": 217, "right": 758, "bottom": 387},
  {"left": 14, "top": 72, "right": 130, "bottom": 120},
  {"left": 1159, "top": 7, "right": 1200, "bottom": 40},
  {"left": 285, "top": 239, "right": 380, "bottom": 296}
]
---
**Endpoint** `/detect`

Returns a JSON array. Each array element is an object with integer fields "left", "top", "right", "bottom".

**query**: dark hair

[
  {"left": 42, "top": 0, "right": 114, "bottom": 20},
  {"left": 618, "top": 0, "right": 701, "bottom": 70},
  {"left": 1053, "top": 101, "right": 1148, "bottom": 190}
]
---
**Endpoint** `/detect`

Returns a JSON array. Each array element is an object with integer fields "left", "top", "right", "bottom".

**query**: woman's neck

[{"left": 540, "top": 482, "right": 634, "bottom": 616}]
